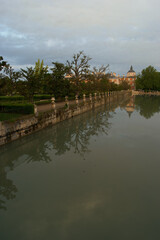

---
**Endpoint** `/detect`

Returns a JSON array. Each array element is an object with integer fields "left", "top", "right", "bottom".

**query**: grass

[{"left": 0, "top": 113, "right": 23, "bottom": 122}]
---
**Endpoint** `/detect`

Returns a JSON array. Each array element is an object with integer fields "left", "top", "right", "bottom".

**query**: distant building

[{"left": 109, "top": 66, "right": 136, "bottom": 90}]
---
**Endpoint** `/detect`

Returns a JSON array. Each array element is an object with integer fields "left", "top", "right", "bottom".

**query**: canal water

[{"left": 0, "top": 95, "right": 160, "bottom": 240}]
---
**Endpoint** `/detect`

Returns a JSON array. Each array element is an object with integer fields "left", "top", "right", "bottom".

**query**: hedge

[
  {"left": 35, "top": 100, "right": 52, "bottom": 105},
  {"left": 0, "top": 103, "right": 34, "bottom": 114},
  {"left": 0, "top": 95, "right": 53, "bottom": 102},
  {"left": 33, "top": 95, "right": 53, "bottom": 101},
  {"left": 0, "top": 95, "right": 25, "bottom": 102}
]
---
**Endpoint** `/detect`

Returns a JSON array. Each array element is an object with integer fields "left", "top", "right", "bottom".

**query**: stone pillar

[
  {"left": 89, "top": 93, "right": 92, "bottom": 103},
  {"left": 34, "top": 104, "right": 38, "bottom": 116},
  {"left": 65, "top": 96, "right": 69, "bottom": 109},
  {"left": 51, "top": 97, "right": 56, "bottom": 110},
  {"left": 75, "top": 95, "right": 79, "bottom": 105},
  {"left": 83, "top": 94, "right": 86, "bottom": 104},
  {"left": 94, "top": 93, "right": 97, "bottom": 101}
]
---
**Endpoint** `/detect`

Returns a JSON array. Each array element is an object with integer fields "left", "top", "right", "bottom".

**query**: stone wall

[{"left": 0, "top": 91, "right": 131, "bottom": 146}]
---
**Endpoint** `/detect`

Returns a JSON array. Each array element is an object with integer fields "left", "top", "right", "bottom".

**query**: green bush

[
  {"left": 0, "top": 103, "right": 34, "bottom": 114},
  {"left": 35, "top": 100, "right": 51, "bottom": 105},
  {"left": 0, "top": 95, "right": 25, "bottom": 102},
  {"left": 33, "top": 95, "right": 53, "bottom": 101}
]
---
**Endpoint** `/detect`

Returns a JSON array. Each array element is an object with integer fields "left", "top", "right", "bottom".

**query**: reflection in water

[
  {"left": 0, "top": 109, "right": 113, "bottom": 210},
  {"left": 1, "top": 95, "right": 160, "bottom": 239},
  {"left": 0, "top": 96, "right": 129, "bottom": 211},
  {"left": 135, "top": 95, "right": 160, "bottom": 119},
  {"left": 125, "top": 96, "right": 135, "bottom": 118},
  {"left": 0, "top": 165, "right": 17, "bottom": 210}
]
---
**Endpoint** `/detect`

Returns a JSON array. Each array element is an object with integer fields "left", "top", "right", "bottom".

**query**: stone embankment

[
  {"left": 0, "top": 91, "right": 132, "bottom": 146},
  {"left": 132, "top": 90, "right": 160, "bottom": 96}
]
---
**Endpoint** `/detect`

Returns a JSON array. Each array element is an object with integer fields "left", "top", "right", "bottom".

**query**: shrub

[
  {"left": 0, "top": 103, "right": 34, "bottom": 114},
  {"left": 33, "top": 95, "right": 53, "bottom": 101},
  {"left": 35, "top": 100, "right": 51, "bottom": 105},
  {"left": 0, "top": 95, "right": 25, "bottom": 102}
]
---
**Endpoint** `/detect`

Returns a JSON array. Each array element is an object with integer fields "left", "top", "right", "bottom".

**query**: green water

[{"left": 0, "top": 95, "right": 160, "bottom": 240}]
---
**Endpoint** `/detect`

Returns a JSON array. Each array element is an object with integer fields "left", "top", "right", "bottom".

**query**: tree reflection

[
  {"left": 0, "top": 93, "right": 131, "bottom": 210},
  {"left": 0, "top": 158, "right": 17, "bottom": 210},
  {"left": 135, "top": 95, "right": 160, "bottom": 119}
]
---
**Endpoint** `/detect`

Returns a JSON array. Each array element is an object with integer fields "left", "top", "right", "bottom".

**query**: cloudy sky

[{"left": 1, "top": 0, "right": 160, "bottom": 74}]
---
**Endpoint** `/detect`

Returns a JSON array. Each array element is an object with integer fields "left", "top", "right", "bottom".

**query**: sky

[{"left": 1, "top": 0, "right": 160, "bottom": 75}]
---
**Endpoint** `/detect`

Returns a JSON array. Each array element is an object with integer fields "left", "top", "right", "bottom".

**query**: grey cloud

[{"left": 1, "top": 0, "right": 160, "bottom": 74}]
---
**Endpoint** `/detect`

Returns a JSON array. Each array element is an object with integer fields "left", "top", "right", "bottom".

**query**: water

[{"left": 0, "top": 95, "right": 160, "bottom": 240}]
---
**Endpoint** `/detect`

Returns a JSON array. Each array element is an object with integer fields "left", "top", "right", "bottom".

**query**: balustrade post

[
  {"left": 51, "top": 97, "right": 56, "bottom": 110},
  {"left": 89, "top": 93, "right": 92, "bottom": 103},
  {"left": 75, "top": 95, "right": 79, "bottom": 105},
  {"left": 94, "top": 93, "right": 97, "bottom": 101},
  {"left": 65, "top": 96, "right": 69, "bottom": 109},
  {"left": 83, "top": 94, "right": 86, "bottom": 104},
  {"left": 34, "top": 103, "right": 38, "bottom": 116}
]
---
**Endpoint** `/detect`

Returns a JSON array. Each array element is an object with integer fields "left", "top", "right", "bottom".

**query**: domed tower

[{"left": 127, "top": 66, "right": 136, "bottom": 78}]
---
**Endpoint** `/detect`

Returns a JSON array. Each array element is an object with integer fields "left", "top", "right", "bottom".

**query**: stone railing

[
  {"left": 35, "top": 91, "right": 130, "bottom": 114},
  {"left": 0, "top": 90, "right": 132, "bottom": 146}
]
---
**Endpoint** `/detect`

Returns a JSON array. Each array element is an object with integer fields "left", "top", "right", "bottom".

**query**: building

[{"left": 109, "top": 66, "right": 136, "bottom": 90}]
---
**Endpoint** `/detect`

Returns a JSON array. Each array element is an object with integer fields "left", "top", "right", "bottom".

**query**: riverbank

[
  {"left": 132, "top": 90, "right": 160, "bottom": 96},
  {"left": 0, "top": 91, "right": 131, "bottom": 146}
]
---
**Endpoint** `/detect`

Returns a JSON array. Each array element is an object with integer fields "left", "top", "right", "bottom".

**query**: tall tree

[
  {"left": 136, "top": 66, "right": 158, "bottom": 90},
  {"left": 20, "top": 67, "right": 37, "bottom": 101},
  {"left": 67, "top": 51, "right": 91, "bottom": 92},
  {"left": 0, "top": 56, "right": 11, "bottom": 95},
  {"left": 91, "top": 65, "right": 109, "bottom": 92},
  {"left": 50, "top": 62, "right": 71, "bottom": 98},
  {"left": 34, "top": 59, "right": 48, "bottom": 93}
]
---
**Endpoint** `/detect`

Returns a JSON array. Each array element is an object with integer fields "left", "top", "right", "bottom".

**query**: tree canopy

[{"left": 136, "top": 66, "right": 160, "bottom": 91}]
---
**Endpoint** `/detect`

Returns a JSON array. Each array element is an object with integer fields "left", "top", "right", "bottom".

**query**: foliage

[
  {"left": 35, "top": 100, "right": 51, "bottom": 105},
  {"left": 20, "top": 67, "right": 37, "bottom": 100},
  {"left": 0, "top": 95, "right": 25, "bottom": 102},
  {"left": 118, "top": 80, "right": 130, "bottom": 90},
  {"left": 50, "top": 62, "right": 71, "bottom": 98},
  {"left": 67, "top": 51, "right": 91, "bottom": 91},
  {"left": 136, "top": 66, "right": 160, "bottom": 90},
  {"left": 0, "top": 53, "right": 132, "bottom": 100},
  {"left": 0, "top": 102, "right": 34, "bottom": 114},
  {"left": 33, "top": 94, "right": 52, "bottom": 101},
  {"left": 34, "top": 59, "right": 48, "bottom": 93}
]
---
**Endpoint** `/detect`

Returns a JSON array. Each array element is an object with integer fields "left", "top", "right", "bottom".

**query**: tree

[
  {"left": 0, "top": 56, "right": 9, "bottom": 73},
  {"left": 0, "top": 56, "right": 10, "bottom": 95},
  {"left": 136, "top": 66, "right": 158, "bottom": 90},
  {"left": 20, "top": 67, "right": 37, "bottom": 101},
  {"left": 91, "top": 65, "right": 109, "bottom": 92},
  {"left": 118, "top": 80, "right": 130, "bottom": 90},
  {"left": 34, "top": 59, "right": 48, "bottom": 93},
  {"left": 67, "top": 51, "right": 91, "bottom": 92},
  {"left": 50, "top": 62, "right": 71, "bottom": 98}
]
